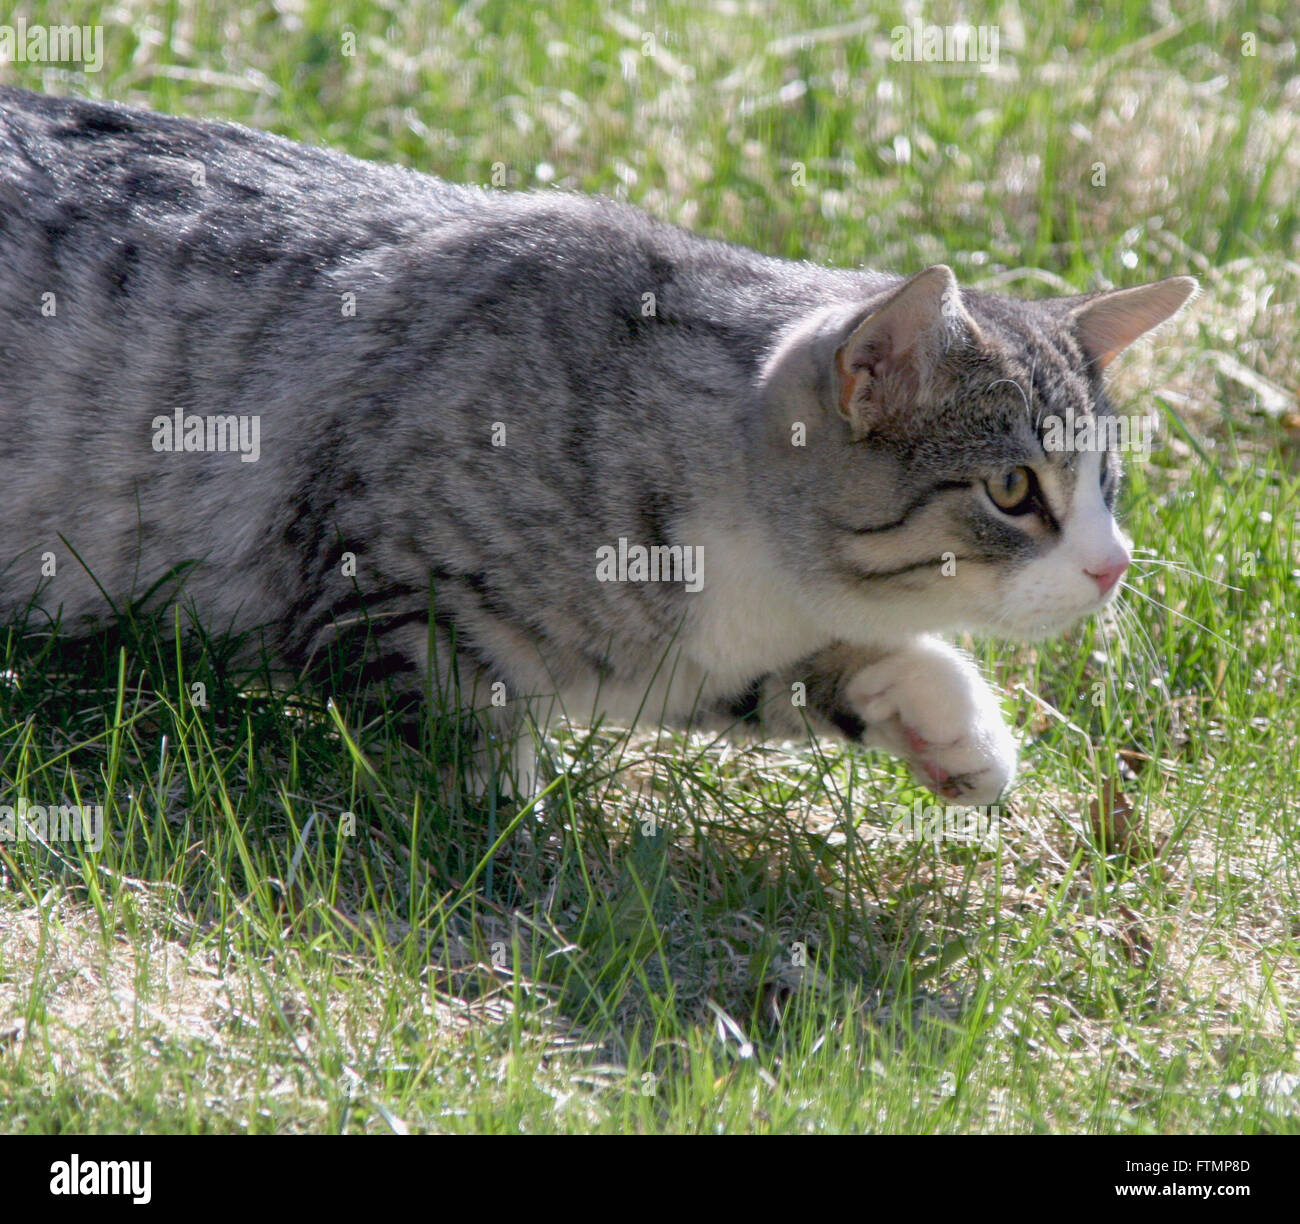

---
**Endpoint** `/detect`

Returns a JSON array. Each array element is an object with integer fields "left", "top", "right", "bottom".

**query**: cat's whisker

[
  {"left": 1100, "top": 595, "right": 1135, "bottom": 665},
  {"left": 1118, "top": 581, "right": 1237, "bottom": 650},
  {"left": 1128, "top": 557, "right": 1242, "bottom": 590},
  {"left": 1114, "top": 595, "right": 1162, "bottom": 670},
  {"left": 987, "top": 376, "right": 1031, "bottom": 418},
  {"left": 1110, "top": 596, "right": 1166, "bottom": 699},
  {"left": 1129, "top": 548, "right": 1218, "bottom": 575}
]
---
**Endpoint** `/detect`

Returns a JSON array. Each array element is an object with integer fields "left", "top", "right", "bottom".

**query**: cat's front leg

[{"left": 844, "top": 637, "right": 1017, "bottom": 805}]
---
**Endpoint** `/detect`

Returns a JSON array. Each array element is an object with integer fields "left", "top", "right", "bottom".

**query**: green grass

[{"left": 1, "top": 0, "right": 1298, "bottom": 1133}]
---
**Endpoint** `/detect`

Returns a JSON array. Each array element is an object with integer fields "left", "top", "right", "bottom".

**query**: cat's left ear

[
  {"left": 834, "top": 264, "right": 978, "bottom": 437},
  {"left": 1071, "top": 276, "right": 1198, "bottom": 370}
]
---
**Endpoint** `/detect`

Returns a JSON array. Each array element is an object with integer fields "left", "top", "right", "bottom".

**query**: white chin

[{"left": 993, "top": 604, "right": 1106, "bottom": 641}]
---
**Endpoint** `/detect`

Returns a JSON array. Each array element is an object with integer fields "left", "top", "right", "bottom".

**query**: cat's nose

[{"left": 1085, "top": 555, "right": 1129, "bottom": 595}]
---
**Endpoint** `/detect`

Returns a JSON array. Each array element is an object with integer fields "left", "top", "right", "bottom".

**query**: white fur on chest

[
  {"left": 677, "top": 519, "right": 828, "bottom": 692},
  {"left": 552, "top": 520, "right": 825, "bottom": 728}
]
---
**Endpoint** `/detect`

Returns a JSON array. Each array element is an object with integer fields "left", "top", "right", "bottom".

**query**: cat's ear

[
  {"left": 1071, "top": 276, "right": 1197, "bottom": 370},
  {"left": 834, "top": 264, "right": 975, "bottom": 437}
]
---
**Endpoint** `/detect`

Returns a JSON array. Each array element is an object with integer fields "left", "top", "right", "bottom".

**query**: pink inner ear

[
  {"left": 836, "top": 347, "right": 859, "bottom": 415},
  {"left": 834, "top": 265, "right": 961, "bottom": 426},
  {"left": 836, "top": 341, "right": 922, "bottom": 435},
  {"left": 837, "top": 266, "right": 972, "bottom": 433}
]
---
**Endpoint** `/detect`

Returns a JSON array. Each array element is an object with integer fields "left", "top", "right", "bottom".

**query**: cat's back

[
  {"left": 0, "top": 85, "right": 509, "bottom": 345},
  {"left": 0, "top": 86, "right": 482, "bottom": 248}
]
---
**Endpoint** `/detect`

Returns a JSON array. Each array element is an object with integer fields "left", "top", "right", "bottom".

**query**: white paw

[
  {"left": 845, "top": 638, "right": 1017, "bottom": 805},
  {"left": 464, "top": 728, "right": 544, "bottom": 806}
]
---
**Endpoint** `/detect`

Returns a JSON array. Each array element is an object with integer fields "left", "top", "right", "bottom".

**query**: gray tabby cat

[{"left": 0, "top": 88, "right": 1195, "bottom": 804}]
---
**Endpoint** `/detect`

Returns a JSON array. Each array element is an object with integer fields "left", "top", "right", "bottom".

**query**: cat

[{"left": 0, "top": 87, "right": 1195, "bottom": 805}]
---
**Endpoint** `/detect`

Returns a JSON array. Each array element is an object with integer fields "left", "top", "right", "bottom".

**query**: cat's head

[{"left": 760, "top": 265, "right": 1196, "bottom": 641}]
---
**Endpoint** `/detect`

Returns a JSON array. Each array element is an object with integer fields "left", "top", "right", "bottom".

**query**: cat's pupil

[{"left": 987, "top": 466, "right": 1033, "bottom": 513}]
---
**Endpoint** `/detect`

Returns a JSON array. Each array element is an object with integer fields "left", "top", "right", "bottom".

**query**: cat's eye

[{"left": 985, "top": 466, "right": 1035, "bottom": 514}]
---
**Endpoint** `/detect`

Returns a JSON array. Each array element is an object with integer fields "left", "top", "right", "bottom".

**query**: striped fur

[{"left": 0, "top": 89, "right": 1194, "bottom": 803}]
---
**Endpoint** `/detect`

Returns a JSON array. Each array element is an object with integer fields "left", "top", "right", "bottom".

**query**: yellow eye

[{"left": 986, "top": 466, "right": 1034, "bottom": 513}]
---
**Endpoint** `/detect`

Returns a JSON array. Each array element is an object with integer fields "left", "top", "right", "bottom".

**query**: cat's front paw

[{"left": 845, "top": 639, "right": 1016, "bottom": 805}]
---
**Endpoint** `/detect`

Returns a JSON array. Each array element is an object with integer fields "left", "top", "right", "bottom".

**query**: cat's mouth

[{"left": 992, "top": 588, "right": 1122, "bottom": 641}]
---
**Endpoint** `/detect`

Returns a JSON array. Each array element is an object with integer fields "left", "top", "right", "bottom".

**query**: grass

[{"left": 1, "top": 0, "right": 1298, "bottom": 1133}]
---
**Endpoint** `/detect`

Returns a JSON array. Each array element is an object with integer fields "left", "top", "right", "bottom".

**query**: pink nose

[{"left": 1085, "top": 557, "right": 1129, "bottom": 596}]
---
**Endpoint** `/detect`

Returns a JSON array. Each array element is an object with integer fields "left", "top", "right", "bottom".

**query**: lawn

[{"left": 1, "top": 0, "right": 1297, "bottom": 1133}]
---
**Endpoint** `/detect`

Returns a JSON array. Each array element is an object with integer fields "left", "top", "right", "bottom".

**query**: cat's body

[{"left": 0, "top": 88, "right": 1194, "bottom": 801}]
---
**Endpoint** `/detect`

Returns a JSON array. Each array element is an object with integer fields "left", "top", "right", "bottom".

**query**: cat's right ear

[
  {"left": 834, "top": 265, "right": 973, "bottom": 438},
  {"left": 1069, "top": 276, "right": 1198, "bottom": 370}
]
